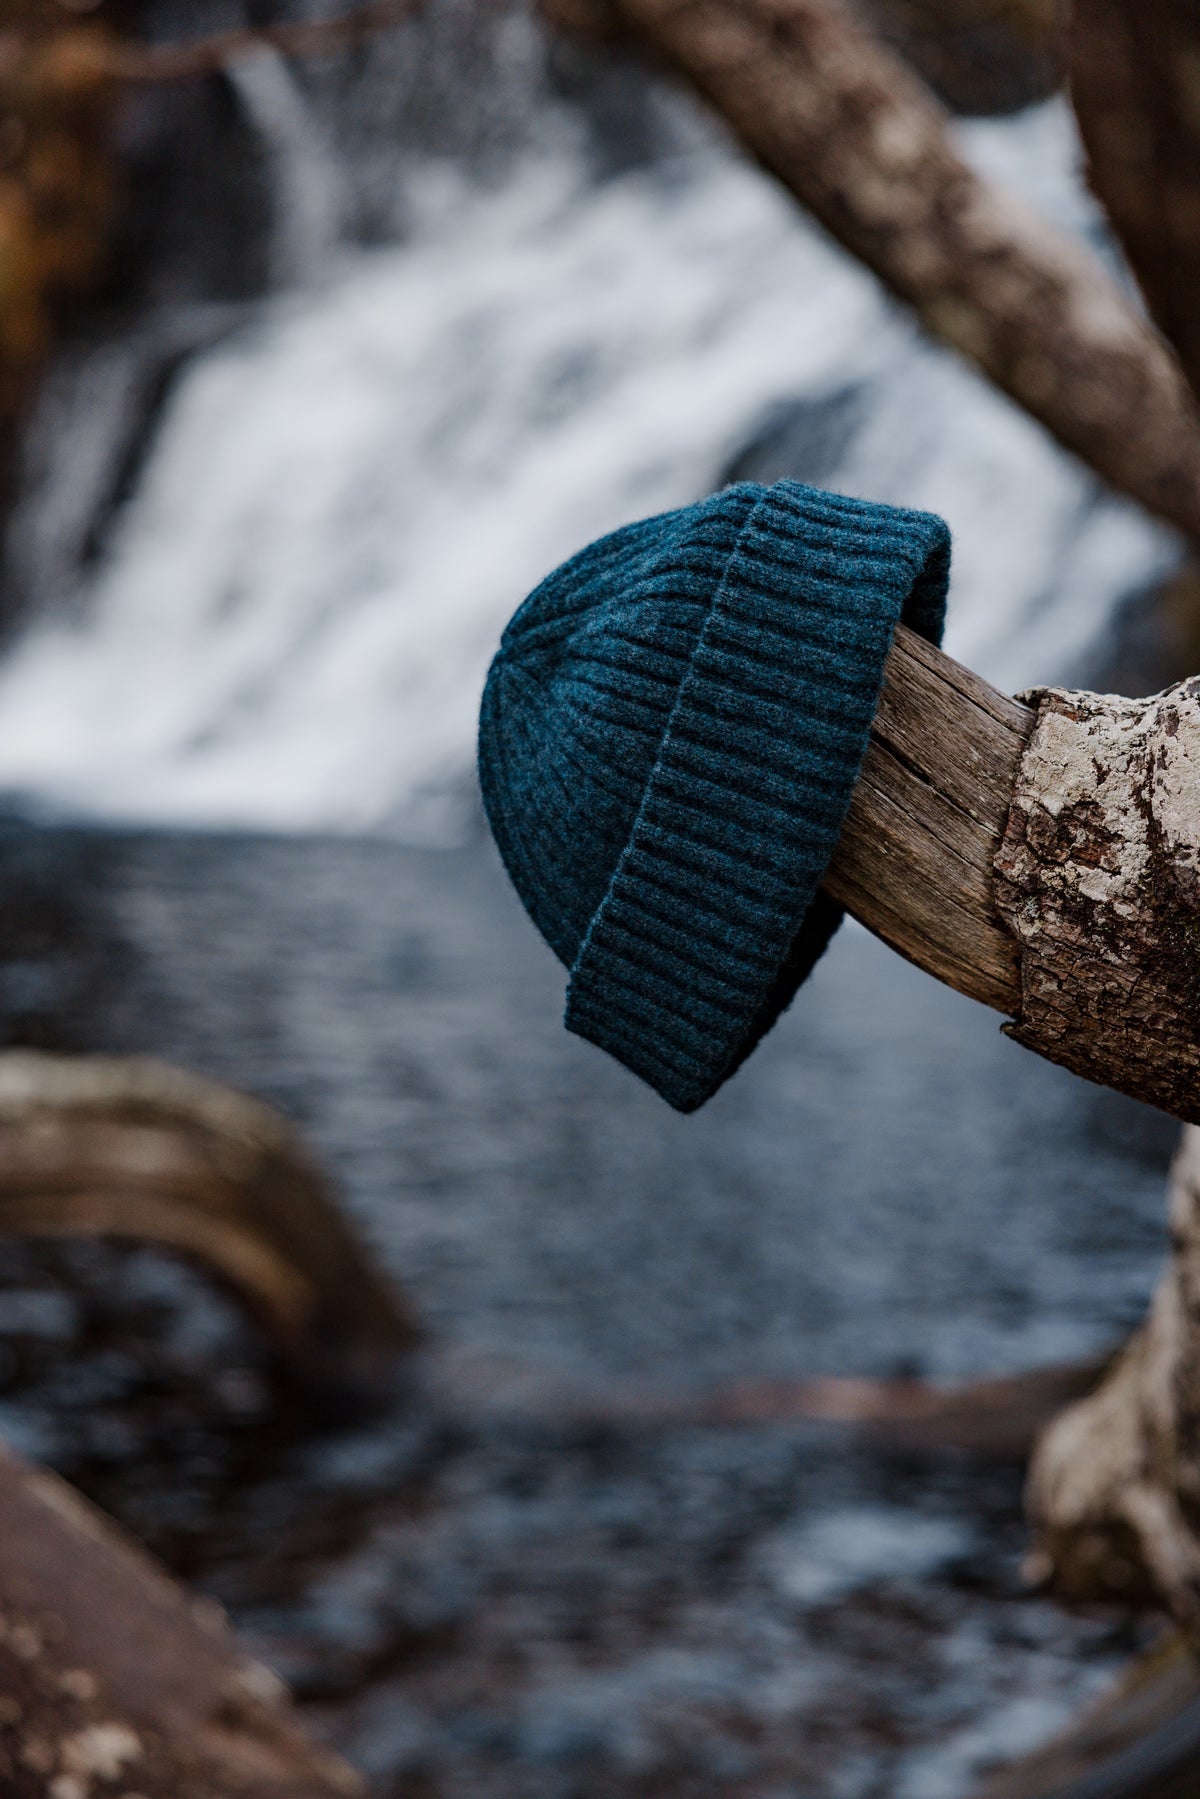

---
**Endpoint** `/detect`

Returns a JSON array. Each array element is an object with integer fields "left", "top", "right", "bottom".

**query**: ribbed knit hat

[{"left": 479, "top": 479, "right": 950, "bottom": 1113}]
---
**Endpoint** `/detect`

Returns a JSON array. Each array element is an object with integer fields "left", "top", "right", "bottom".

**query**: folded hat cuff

[{"left": 564, "top": 481, "right": 949, "bottom": 1112}]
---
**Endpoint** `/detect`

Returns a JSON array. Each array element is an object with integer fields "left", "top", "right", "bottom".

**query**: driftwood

[
  {"left": 0, "top": 1439, "right": 363, "bottom": 1797},
  {"left": 0, "top": 1052, "right": 417, "bottom": 1383},
  {"left": 425, "top": 1340, "right": 1103, "bottom": 1457},
  {"left": 543, "top": 0, "right": 1200, "bottom": 545}
]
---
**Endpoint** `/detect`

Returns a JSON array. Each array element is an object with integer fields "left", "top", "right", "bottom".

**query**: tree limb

[
  {"left": 1024, "top": 1124, "right": 1200, "bottom": 1632},
  {"left": 826, "top": 629, "right": 1200, "bottom": 1128},
  {"left": 825, "top": 624, "right": 1031, "bottom": 1014},
  {"left": 543, "top": 0, "right": 1200, "bottom": 544}
]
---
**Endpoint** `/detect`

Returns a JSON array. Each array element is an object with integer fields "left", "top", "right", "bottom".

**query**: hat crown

[
  {"left": 478, "top": 479, "right": 950, "bottom": 1111},
  {"left": 480, "top": 488, "right": 757, "bottom": 968}
]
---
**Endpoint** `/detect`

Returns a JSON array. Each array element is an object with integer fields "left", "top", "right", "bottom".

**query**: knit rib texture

[{"left": 478, "top": 479, "right": 950, "bottom": 1112}]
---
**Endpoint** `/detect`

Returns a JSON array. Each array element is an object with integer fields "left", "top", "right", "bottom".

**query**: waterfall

[{"left": 0, "top": 70, "right": 1177, "bottom": 840}]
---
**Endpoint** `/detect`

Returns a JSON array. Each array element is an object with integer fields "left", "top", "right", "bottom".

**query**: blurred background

[{"left": 0, "top": 1, "right": 1191, "bottom": 1793}]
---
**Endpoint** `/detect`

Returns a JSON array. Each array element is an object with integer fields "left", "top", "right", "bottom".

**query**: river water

[{"left": 0, "top": 4, "right": 1186, "bottom": 1793}]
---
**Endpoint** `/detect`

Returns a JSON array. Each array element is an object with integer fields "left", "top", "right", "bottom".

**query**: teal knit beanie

[{"left": 478, "top": 479, "right": 951, "bottom": 1113}]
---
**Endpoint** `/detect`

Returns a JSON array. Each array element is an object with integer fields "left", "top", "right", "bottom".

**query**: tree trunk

[
  {"left": 0, "top": 17, "right": 118, "bottom": 425},
  {"left": 1070, "top": 0, "right": 1200, "bottom": 414}
]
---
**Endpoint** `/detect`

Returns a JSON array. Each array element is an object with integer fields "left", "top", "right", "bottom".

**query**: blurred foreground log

[
  {"left": 0, "top": 1052, "right": 416, "bottom": 1384},
  {"left": 0, "top": 1439, "right": 363, "bottom": 1797},
  {"left": 544, "top": 0, "right": 1200, "bottom": 545}
]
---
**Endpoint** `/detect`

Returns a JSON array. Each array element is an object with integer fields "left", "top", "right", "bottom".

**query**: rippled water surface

[{"left": 0, "top": 823, "right": 1174, "bottom": 1795}]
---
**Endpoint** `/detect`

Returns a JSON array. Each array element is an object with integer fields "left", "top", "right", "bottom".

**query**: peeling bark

[
  {"left": 0, "top": 1441, "right": 363, "bottom": 1797},
  {"left": 828, "top": 638, "right": 1200, "bottom": 1129},
  {"left": 994, "top": 679, "right": 1200, "bottom": 1124},
  {"left": 544, "top": 0, "right": 1200, "bottom": 543}
]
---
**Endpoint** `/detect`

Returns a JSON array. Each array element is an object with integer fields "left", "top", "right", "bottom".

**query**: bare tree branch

[
  {"left": 825, "top": 628, "right": 1200, "bottom": 1128},
  {"left": 544, "top": 0, "right": 1200, "bottom": 545},
  {"left": 825, "top": 625, "right": 1031, "bottom": 1014}
]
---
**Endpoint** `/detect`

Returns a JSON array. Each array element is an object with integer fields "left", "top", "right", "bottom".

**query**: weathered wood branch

[
  {"left": 543, "top": 0, "right": 1200, "bottom": 544},
  {"left": 0, "top": 1053, "right": 417, "bottom": 1383},
  {"left": 0, "top": 1440, "right": 363, "bottom": 1796},
  {"left": 825, "top": 624, "right": 1031, "bottom": 1014},
  {"left": 826, "top": 628, "right": 1200, "bottom": 1128}
]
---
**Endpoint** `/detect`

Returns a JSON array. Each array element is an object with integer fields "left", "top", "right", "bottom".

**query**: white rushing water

[{"left": 0, "top": 89, "right": 1178, "bottom": 839}]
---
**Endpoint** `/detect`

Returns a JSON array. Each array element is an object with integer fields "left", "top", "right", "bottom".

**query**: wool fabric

[{"left": 478, "top": 479, "right": 951, "bottom": 1112}]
